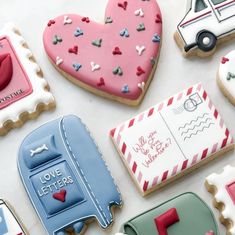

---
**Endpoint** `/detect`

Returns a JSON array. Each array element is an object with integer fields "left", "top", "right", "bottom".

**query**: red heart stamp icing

[
  {"left": 53, "top": 189, "right": 67, "bottom": 202},
  {"left": 43, "top": 0, "right": 162, "bottom": 105},
  {"left": 0, "top": 53, "right": 13, "bottom": 91}
]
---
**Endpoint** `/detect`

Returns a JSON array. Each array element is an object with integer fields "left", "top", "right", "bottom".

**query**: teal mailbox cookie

[{"left": 119, "top": 193, "right": 218, "bottom": 235}]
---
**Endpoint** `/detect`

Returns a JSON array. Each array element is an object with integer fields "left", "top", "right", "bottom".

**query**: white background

[{"left": 0, "top": 0, "right": 234, "bottom": 234}]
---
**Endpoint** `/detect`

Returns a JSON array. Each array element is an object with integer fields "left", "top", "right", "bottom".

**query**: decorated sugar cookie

[
  {"left": 175, "top": 0, "right": 235, "bottom": 57},
  {"left": 0, "top": 199, "right": 27, "bottom": 234},
  {"left": 0, "top": 23, "right": 55, "bottom": 135},
  {"left": 116, "top": 193, "right": 219, "bottom": 235},
  {"left": 110, "top": 83, "right": 234, "bottom": 196},
  {"left": 206, "top": 165, "right": 235, "bottom": 235},
  {"left": 218, "top": 51, "right": 235, "bottom": 105},
  {"left": 18, "top": 115, "right": 122, "bottom": 235},
  {"left": 43, "top": 0, "right": 162, "bottom": 106}
]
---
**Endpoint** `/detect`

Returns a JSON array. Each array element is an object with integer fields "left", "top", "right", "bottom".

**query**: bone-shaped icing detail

[{"left": 30, "top": 144, "right": 49, "bottom": 157}]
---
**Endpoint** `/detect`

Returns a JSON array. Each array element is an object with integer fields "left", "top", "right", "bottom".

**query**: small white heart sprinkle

[
  {"left": 56, "top": 56, "right": 63, "bottom": 66},
  {"left": 91, "top": 62, "right": 100, "bottom": 72},
  {"left": 136, "top": 45, "right": 146, "bottom": 56},
  {"left": 64, "top": 15, "right": 72, "bottom": 25},
  {"left": 134, "top": 8, "right": 144, "bottom": 17},
  {"left": 138, "top": 82, "right": 145, "bottom": 91}
]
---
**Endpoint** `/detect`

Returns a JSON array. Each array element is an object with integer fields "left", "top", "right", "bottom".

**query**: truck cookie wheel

[{"left": 197, "top": 31, "right": 217, "bottom": 52}]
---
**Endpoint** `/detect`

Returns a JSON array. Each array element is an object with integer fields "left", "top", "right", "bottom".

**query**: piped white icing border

[
  {"left": 0, "top": 23, "right": 55, "bottom": 129},
  {"left": 206, "top": 165, "right": 235, "bottom": 235}
]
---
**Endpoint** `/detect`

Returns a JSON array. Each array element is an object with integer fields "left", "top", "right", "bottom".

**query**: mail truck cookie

[
  {"left": 206, "top": 165, "right": 235, "bottom": 235},
  {"left": 218, "top": 51, "right": 235, "bottom": 105},
  {"left": 43, "top": 0, "right": 162, "bottom": 106},
  {"left": 174, "top": 0, "right": 235, "bottom": 57},
  {"left": 116, "top": 193, "right": 219, "bottom": 235},
  {"left": 0, "top": 199, "right": 27, "bottom": 234},
  {"left": 110, "top": 83, "right": 234, "bottom": 196},
  {"left": 18, "top": 115, "right": 122, "bottom": 235},
  {"left": 0, "top": 23, "right": 55, "bottom": 135}
]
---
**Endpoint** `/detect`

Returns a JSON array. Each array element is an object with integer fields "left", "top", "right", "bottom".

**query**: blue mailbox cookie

[{"left": 18, "top": 115, "right": 122, "bottom": 235}]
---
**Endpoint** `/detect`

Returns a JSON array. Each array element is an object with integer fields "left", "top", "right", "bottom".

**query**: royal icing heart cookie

[
  {"left": 18, "top": 115, "right": 122, "bottom": 235},
  {"left": 0, "top": 23, "right": 55, "bottom": 135},
  {"left": 0, "top": 199, "right": 27, "bottom": 234},
  {"left": 116, "top": 193, "right": 219, "bottom": 235},
  {"left": 43, "top": 0, "right": 162, "bottom": 106},
  {"left": 111, "top": 83, "right": 234, "bottom": 196},
  {"left": 175, "top": 0, "right": 235, "bottom": 57},
  {"left": 218, "top": 51, "right": 235, "bottom": 105},
  {"left": 206, "top": 165, "right": 235, "bottom": 235}
]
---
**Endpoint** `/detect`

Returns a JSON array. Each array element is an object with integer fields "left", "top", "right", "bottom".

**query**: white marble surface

[{"left": 0, "top": 0, "right": 234, "bottom": 234}]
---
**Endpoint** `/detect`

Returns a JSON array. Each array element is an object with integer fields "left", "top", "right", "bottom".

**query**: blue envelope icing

[{"left": 18, "top": 115, "right": 122, "bottom": 235}]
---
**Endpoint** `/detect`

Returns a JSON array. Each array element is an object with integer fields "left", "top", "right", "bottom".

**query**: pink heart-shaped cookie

[{"left": 43, "top": 0, "right": 162, "bottom": 106}]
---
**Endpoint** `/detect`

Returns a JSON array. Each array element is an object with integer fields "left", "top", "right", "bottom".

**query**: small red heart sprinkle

[
  {"left": 221, "top": 57, "right": 229, "bottom": 64},
  {"left": 136, "top": 66, "right": 145, "bottom": 76},
  {"left": 47, "top": 20, "right": 55, "bottom": 27},
  {"left": 118, "top": 1, "right": 128, "bottom": 10},
  {"left": 113, "top": 47, "right": 122, "bottom": 55},
  {"left": 53, "top": 189, "right": 67, "bottom": 202},
  {"left": 155, "top": 14, "right": 162, "bottom": 23},
  {"left": 68, "top": 45, "right": 78, "bottom": 54},
  {"left": 82, "top": 17, "right": 90, "bottom": 23},
  {"left": 97, "top": 77, "right": 105, "bottom": 86}
]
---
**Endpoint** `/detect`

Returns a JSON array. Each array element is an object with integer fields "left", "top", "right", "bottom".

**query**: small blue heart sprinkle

[
  {"left": 74, "top": 28, "right": 83, "bottom": 37},
  {"left": 152, "top": 34, "right": 161, "bottom": 43},
  {"left": 120, "top": 28, "right": 129, "bottom": 37},
  {"left": 73, "top": 63, "right": 82, "bottom": 71},
  {"left": 122, "top": 85, "right": 130, "bottom": 93}
]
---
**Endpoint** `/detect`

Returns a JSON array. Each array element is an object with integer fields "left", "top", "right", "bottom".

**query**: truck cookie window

[
  {"left": 195, "top": 0, "right": 208, "bottom": 12},
  {"left": 177, "top": 0, "right": 235, "bottom": 53}
]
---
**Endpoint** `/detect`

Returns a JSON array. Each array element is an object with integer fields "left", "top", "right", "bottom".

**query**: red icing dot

[
  {"left": 155, "top": 14, "right": 162, "bottom": 23},
  {"left": 97, "top": 77, "right": 105, "bottom": 86},
  {"left": 68, "top": 46, "right": 78, "bottom": 54},
  {"left": 47, "top": 19, "right": 55, "bottom": 27},
  {"left": 136, "top": 66, "right": 145, "bottom": 76},
  {"left": 112, "top": 47, "right": 122, "bottom": 55},
  {"left": 81, "top": 17, "right": 90, "bottom": 23},
  {"left": 118, "top": 1, "right": 128, "bottom": 10},
  {"left": 0, "top": 53, "right": 13, "bottom": 91},
  {"left": 221, "top": 57, "right": 229, "bottom": 64}
]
